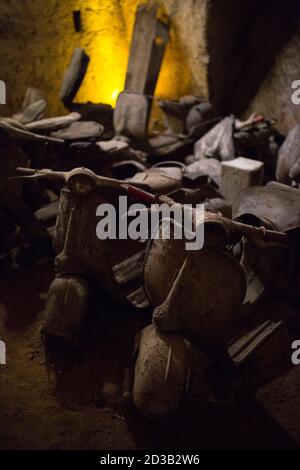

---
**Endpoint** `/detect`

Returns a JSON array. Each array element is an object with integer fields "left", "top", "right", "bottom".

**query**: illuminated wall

[{"left": 0, "top": 0, "right": 209, "bottom": 117}]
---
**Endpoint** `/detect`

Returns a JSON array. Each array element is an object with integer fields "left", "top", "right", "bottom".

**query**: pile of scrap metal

[
  {"left": 1, "top": 3, "right": 300, "bottom": 420},
  {"left": 0, "top": 4, "right": 215, "bottom": 268},
  {"left": 12, "top": 114, "right": 300, "bottom": 419},
  {"left": 128, "top": 114, "right": 300, "bottom": 419}
]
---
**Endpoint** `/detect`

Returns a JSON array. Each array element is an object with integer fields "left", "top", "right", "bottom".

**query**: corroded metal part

[
  {"left": 185, "top": 157, "right": 221, "bottom": 187},
  {"left": 51, "top": 121, "right": 104, "bottom": 141},
  {"left": 232, "top": 182, "right": 300, "bottom": 232},
  {"left": 114, "top": 92, "right": 150, "bottom": 140},
  {"left": 60, "top": 48, "right": 90, "bottom": 105},
  {"left": 53, "top": 189, "right": 128, "bottom": 302},
  {"left": 43, "top": 275, "right": 89, "bottom": 338},
  {"left": 241, "top": 237, "right": 290, "bottom": 290},
  {"left": 124, "top": 4, "right": 169, "bottom": 96},
  {"left": 26, "top": 112, "right": 81, "bottom": 133},
  {"left": 130, "top": 166, "right": 182, "bottom": 194},
  {"left": 133, "top": 324, "right": 208, "bottom": 419},
  {"left": 144, "top": 223, "right": 247, "bottom": 348},
  {"left": 233, "top": 183, "right": 300, "bottom": 305},
  {"left": 12, "top": 87, "right": 46, "bottom": 124},
  {"left": 194, "top": 116, "right": 235, "bottom": 161},
  {"left": 0, "top": 119, "right": 64, "bottom": 144}
]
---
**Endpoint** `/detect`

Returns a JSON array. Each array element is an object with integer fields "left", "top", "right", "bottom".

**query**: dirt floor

[{"left": 1, "top": 262, "right": 300, "bottom": 450}]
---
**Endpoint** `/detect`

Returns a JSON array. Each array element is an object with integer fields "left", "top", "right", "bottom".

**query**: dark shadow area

[
  {"left": 0, "top": 265, "right": 298, "bottom": 449},
  {"left": 123, "top": 397, "right": 296, "bottom": 450},
  {"left": 44, "top": 290, "right": 151, "bottom": 409},
  {"left": 0, "top": 262, "right": 54, "bottom": 330},
  {"left": 45, "top": 287, "right": 297, "bottom": 449},
  {"left": 206, "top": 0, "right": 300, "bottom": 116}
]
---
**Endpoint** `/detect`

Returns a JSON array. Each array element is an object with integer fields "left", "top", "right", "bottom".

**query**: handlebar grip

[{"left": 126, "top": 185, "right": 157, "bottom": 203}]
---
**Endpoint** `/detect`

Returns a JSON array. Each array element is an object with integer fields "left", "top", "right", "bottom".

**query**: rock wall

[
  {"left": 206, "top": 0, "right": 300, "bottom": 135},
  {"left": 1, "top": 0, "right": 300, "bottom": 135},
  {"left": 246, "top": 23, "right": 300, "bottom": 135},
  {"left": 0, "top": 0, "right": 209, "bottom": 117}
]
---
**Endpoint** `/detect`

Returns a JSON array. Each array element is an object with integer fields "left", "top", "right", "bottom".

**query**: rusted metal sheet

[
  {"left": 233, "top": 182, "right": 300, "bottom": 232},
  {"left": 124, "top": 4, "right": 169, "bottom": 96},
  {"left": 144, "top": 224, "right": 247, "bottom": 348},
  {"left": 60, "top": 48, "right": 90, "bottom": 106},
  {"left": 133, "top": 324, "right": 207, "bottom": 419}
]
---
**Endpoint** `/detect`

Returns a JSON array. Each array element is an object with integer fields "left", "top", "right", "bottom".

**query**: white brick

[{"left": 221, "top": 157, "right": 264, "bottom": 203}]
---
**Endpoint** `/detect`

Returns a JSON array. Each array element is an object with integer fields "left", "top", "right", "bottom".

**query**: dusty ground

[{"left": 0, "top": 262, "right": 300, "bottom": 450}]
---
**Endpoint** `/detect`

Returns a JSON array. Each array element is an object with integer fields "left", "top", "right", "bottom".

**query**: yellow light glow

[
  {"left": 73, "top": 0, "right": 193, "bottom": 107},
  {"left": 111, "top": 88, "right": 120, "bottom": 105}
]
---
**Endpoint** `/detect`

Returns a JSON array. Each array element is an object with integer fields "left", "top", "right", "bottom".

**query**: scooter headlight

[{"left": 67, "top": 173, "right": 95, "bottom": 196}]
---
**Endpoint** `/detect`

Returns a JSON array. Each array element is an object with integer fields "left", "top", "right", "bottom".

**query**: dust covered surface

[{"left": 0, "top": 264, "right": 299, "bottom": 450}]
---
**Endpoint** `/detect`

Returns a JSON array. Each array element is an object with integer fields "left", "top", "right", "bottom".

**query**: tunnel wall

[
  {"left": 246, "top": 23, "right": 300, "bottom": 135},
  {"left": 0, "top": 0, "right": 209, "bottom": 117},
  {"left": 206, "top": 0, "right": 300, "bottom": 135},
  {"left": 1, "top": 0, "right": 300, "bottom": 135}
]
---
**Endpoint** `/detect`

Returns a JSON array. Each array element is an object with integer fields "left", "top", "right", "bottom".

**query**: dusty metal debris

[
  {"left": 186, "top": 101, "right": 216, "bottom": 138},
  {"left": 133, "top": 324, "right": 208, "bottom": 419},
  {"left": 130, "top": 165, "right": 183, "bottom": 194},
  {"left": 26, "top": 112, "right": 81, "bottom": 133},
  {"left": 43, "top": 276, "right": 89, "bottom": 338},
  {"left": 51, "top": 121, "right": 104, "bottom": 140},
  {"left": 185, "top": 157, "right": 221, "bottom": 187},
  {"left": 60, "top": 48, "right": 90, "bottom": 106},
  {"left": 12, "top": 87, "right": 46, "bottom": 124},
  {"left": 2, "top": 0, "right": 300, "bottom": 427},
  {"left": 194, "top": 114, "right": 279, "bottom": 166},
  {"left": 144, "top": 233, "right": 247, "bottom": 348},
  {"left": 0, "top": 119, "right": 65, "bottom": 144},
  {"left": 233, "top": 182, "right": 300, "bottom": 233},
  {"left": 194, "top": 116, "right": 235, "bottom": 161},
  {"left": 12, "top": 166, "right": 184, "bottom": 335},
  {"left": 124, "top": 4, "right": 169, "bottom": 96},
  {"left": 233, "top": 182, "right": 300, "bottom": 301},
  {"left": 113, "top": 92, "right": 150, "bottom": 140}
]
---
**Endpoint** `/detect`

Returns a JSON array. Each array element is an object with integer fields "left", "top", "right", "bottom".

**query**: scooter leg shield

[
  {"left": 43, "top": 276, "right": 89, "bottom": 338},
  {"left": 151, "top": 250, "right": 246, "bottom": 348},
  {"left": 133, "top": 325, "right": 191, "bottom": 419}
]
